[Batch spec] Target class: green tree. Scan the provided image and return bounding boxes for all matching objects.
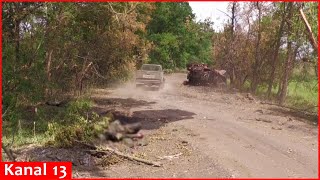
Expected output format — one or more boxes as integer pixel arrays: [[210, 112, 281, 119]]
[[147, 2, 214, 69]]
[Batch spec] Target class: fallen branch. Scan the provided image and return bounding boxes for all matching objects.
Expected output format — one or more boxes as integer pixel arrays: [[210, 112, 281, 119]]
[[75, 140, 161, 167], [87, 147, 161, 167]]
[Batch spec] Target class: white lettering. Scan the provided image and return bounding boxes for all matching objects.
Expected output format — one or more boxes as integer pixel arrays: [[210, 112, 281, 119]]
[[34, 167, 41, 176], [59, 166, 67, 179], [15, 167, 22, 176], [4, 163, 47, 176], [43, 163, 46, 175], [4, 164, 14, 175], [24, 167, 33, 175]]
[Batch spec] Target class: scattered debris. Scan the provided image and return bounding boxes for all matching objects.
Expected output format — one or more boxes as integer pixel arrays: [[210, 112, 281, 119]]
[[255, 118, 272, 123], [187, 133, 198, 137], [245, 93, 255, 101], [271, 127, 282, 130], [122, 138, 134, 148], [181, 140, 189, 146], [244, 144, 255, 149], [158, 153, 183, 161], [137, 139, 149, 146], [278, 121, 286, 126], [287, 125, 296, 129], [254, 109, 264, 114]]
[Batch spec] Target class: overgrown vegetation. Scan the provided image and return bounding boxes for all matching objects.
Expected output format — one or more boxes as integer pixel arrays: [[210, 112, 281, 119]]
[[2, 98, 113, 148]]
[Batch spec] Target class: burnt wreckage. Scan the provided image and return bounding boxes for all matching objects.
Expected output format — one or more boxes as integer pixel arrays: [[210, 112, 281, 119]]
[[185, 63, 227, 87]]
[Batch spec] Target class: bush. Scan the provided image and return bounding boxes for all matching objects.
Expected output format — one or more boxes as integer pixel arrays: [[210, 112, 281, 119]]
[[45, 99, 113, 147]]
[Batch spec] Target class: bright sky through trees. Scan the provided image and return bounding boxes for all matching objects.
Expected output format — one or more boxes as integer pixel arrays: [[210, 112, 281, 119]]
[[189, 2, 229, 31]]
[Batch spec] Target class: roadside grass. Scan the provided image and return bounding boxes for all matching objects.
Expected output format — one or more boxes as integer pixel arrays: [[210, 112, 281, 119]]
[[2, 96, 98, 148], [2, 130, 51, 148], [286, 79, 318, 111], [284, 64, 318, 112], [232, 67, 318, 114], [254, 79, 318, 113], [2, 105, 56, 147]]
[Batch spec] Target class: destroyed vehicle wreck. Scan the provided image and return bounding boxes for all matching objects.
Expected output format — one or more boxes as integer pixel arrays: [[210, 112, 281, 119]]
[[185, 63, 227, 87]]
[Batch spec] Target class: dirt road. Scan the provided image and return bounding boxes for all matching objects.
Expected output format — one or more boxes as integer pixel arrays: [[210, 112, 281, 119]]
[[88, 73, 318, 178]]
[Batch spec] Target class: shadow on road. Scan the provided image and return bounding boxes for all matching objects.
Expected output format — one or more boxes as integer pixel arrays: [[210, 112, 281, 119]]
[[91, 96, 196, 130], [91, 97, 157, 117], [92, 97, 156, 108], [114, 109, 196, 130]]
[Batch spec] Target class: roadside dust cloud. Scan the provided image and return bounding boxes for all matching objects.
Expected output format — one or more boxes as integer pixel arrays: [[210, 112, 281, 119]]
[[113, 77, 176, 102]]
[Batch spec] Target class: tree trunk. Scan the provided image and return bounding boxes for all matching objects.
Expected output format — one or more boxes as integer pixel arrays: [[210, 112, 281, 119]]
[[45, 49, 53, 97], [229, 2, 236, 87], [279, 2, 294, 105], [251, 2, 262, 93], [14, 19, 20, 63], [267, 2, 286, 98], [279, 42, 293, 105], [231, 2, 236, 35]]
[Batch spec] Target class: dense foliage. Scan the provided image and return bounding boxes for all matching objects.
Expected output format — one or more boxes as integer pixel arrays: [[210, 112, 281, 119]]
[[147, 2, 214, 69], [3, 3, 146, 118]]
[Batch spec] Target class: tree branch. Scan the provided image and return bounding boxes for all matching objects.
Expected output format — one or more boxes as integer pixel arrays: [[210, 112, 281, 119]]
[[299, 8, 318, 52]]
